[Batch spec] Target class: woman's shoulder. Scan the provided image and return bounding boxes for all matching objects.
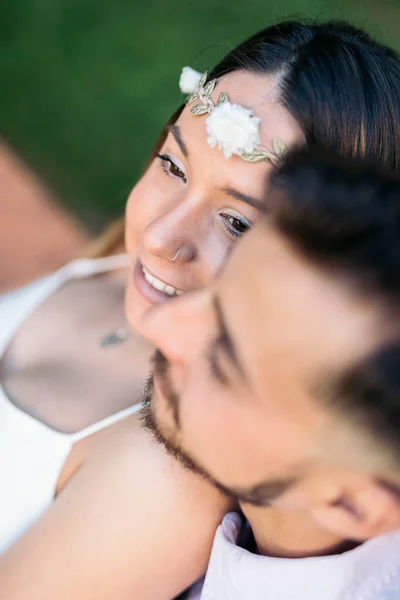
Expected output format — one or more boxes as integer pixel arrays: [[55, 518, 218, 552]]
[[0, 253, 129, 301], [84, 410, 234, 516], [0, 273, 59, 348], [1, 272, 55, 303], [0, 411, 231, 600]]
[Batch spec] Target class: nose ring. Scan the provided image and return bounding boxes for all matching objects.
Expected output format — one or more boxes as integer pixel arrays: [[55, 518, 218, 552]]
[[169, 249, 181, 262]]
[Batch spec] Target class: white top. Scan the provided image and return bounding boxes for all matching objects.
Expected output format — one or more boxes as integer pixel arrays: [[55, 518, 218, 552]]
[[194, 512, 400, 600], [0, 255, 142, 554]]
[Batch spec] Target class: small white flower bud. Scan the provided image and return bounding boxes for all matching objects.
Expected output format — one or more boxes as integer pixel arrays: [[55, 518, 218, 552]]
[[179, 66, 203, 94]]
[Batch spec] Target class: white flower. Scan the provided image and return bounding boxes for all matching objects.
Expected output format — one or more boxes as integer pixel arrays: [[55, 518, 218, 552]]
[[179, 66, 203, 94], [206, 101, 262, 159]]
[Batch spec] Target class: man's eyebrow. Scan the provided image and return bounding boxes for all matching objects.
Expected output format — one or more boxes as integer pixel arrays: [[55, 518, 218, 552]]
[[213, 296, 247, 381], [221, 187, 265, 211], [167, 124, 189, 158]]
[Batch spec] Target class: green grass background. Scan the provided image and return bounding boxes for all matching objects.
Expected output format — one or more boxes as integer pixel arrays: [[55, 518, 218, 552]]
[[1, 0, 399, 231]]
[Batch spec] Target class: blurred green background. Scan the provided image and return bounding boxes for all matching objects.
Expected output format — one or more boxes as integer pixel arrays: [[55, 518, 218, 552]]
[[1, 0, 399, 232]]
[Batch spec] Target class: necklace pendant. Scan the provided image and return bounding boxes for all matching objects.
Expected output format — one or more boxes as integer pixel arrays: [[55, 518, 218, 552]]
[[100, 327, 129, 348]]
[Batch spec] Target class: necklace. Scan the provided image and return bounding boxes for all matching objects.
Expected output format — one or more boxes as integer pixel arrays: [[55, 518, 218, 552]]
[[99, 327, 130, 348]]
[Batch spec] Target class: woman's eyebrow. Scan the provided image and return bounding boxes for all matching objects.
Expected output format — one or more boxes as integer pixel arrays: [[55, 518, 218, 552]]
[[221, 187, 264, 211], [167, 124, 189, 158], [166, 125, 264, 211]]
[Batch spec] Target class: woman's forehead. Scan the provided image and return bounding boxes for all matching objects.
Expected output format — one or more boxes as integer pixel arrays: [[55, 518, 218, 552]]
[[176, 70, 305, 156]]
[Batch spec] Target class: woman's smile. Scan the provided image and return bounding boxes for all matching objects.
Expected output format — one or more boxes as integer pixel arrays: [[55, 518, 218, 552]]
[[134, 259, 184, 304]]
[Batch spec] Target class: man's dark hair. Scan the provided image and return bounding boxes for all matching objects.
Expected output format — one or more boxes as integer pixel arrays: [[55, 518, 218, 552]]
[[269, 147, 400, 466], [270, 147, 400, 305]]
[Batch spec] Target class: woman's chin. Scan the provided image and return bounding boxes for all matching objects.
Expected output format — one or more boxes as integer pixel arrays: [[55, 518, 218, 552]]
[[124, 264, 181, 335]]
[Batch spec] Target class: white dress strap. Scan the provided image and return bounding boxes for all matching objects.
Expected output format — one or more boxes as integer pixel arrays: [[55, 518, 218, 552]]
[[66, 254, 130, 279], [70, 402, 143, 443]]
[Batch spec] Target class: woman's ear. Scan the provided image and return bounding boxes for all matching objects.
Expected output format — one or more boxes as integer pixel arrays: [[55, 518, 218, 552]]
[[309, 477, 400, 541]]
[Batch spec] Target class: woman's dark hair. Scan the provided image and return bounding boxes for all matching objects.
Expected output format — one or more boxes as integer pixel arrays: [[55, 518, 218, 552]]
[[209, 21, 400, 172], [91, 20, 400, 256]]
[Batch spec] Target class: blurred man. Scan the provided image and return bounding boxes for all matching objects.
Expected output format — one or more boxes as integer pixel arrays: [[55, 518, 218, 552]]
[[141, 149, 400, 599]]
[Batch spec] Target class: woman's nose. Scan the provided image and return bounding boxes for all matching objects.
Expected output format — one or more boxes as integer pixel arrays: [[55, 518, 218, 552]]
[[141, 289, 213, 365], [142, 201, 199, 263]]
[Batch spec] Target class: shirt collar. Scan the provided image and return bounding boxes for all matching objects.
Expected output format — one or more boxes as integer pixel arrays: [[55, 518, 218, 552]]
[[200, 512, 400, 600]]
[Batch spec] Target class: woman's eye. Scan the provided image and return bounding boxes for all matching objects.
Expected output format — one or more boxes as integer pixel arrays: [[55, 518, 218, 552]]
[[221, 214, 252, 239], [156, 153, 187, 183]]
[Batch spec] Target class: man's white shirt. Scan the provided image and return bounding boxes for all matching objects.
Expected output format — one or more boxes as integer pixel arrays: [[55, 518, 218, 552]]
[[189, 512, 400, 600]]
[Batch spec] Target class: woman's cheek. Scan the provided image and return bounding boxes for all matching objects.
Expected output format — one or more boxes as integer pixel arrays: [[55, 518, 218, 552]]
[[125, 174, 156, 258], [203, 232, 234, 283]]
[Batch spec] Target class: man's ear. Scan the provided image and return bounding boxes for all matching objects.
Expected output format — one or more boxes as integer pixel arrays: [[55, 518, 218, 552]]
[[309, 476, 400, 541]]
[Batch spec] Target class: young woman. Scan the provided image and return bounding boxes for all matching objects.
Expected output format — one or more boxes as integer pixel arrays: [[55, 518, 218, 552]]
[[1, 20, 400, 600]]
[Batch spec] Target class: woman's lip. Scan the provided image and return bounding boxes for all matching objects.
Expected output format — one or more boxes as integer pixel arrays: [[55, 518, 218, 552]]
[[133, 260, 182, 304]]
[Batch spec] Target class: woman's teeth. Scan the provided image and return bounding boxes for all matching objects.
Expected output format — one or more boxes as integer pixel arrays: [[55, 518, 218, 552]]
[[142, 266, 183, 297]]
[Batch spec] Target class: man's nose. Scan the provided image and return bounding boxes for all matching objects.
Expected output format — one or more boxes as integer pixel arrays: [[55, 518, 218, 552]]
[[141, 289, 213, 364]]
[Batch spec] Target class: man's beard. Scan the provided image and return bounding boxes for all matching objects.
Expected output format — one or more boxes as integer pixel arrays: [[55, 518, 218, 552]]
[[140, 351, 293, 507], [139, 351, 235, 499], [140, 374, 199, 474]]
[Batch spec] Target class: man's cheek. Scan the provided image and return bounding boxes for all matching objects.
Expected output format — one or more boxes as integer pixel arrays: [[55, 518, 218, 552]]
[[181, 388, 237, 463]]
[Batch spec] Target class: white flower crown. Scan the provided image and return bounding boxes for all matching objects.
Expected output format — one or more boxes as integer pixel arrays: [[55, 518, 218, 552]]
[[179, 66, 288, 163]]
